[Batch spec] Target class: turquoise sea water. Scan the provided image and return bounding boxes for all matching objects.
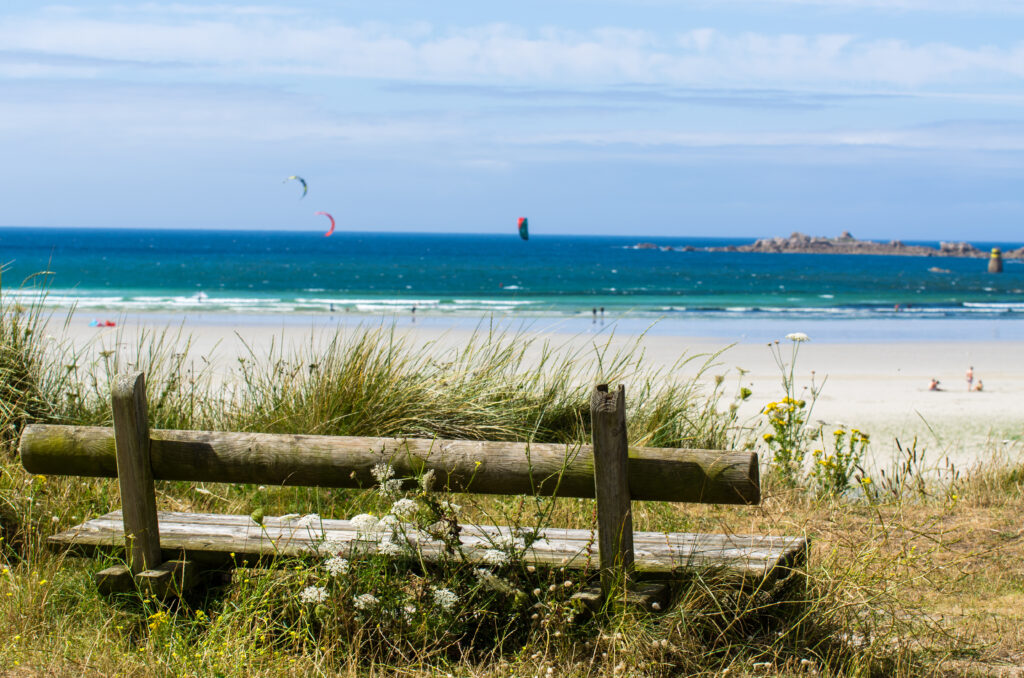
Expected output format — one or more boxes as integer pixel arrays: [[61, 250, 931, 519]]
[[2, 227, 1024, 340]]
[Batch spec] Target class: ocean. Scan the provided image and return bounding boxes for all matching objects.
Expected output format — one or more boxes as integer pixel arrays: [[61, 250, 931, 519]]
[[3, 227, 1024, 341]]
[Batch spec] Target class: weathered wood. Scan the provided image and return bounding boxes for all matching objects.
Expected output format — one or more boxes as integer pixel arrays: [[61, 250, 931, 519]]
[[111, 373, 161, 573], [94, 559, 198, 597], [95, 564, 134, 594], [591, 384, 634, 594], [572, 583, 669, 613], [20, 424, 760, 505], [49, 511, 808, 588], [136, 560, 198, 597], [625, 582, 669, 611]]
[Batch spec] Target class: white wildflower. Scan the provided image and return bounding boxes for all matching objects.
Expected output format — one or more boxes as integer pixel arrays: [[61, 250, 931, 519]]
[[353, 593, 379, 610], [480, 549, 510, 566], [295, 513, 320, 528], [492, 533, 525, 550], [377, 514, 400, 535], [321, 539, 346, 556], [298, 586, 328, 604], [419, 469, 436, 491], [380, 478, 404, 497], [390, 498, 418, 521], [279, 513, 300, 522], [475, 568, 513, 593], [403, 603, 417, 624], [432, 587, 459, 611], [785, 332, 810, 343], [371, 463, 395, 483], [350, 514, 379, 535], [378, 537, 405, 556], [324, 557, 350, 576]]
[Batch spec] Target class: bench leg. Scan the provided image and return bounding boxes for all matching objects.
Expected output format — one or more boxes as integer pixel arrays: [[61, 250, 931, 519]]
[[591, 384, 635, 596], [111, 372, 162, 574]]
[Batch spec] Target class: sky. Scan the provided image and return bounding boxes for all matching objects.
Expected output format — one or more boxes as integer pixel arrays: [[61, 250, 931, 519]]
[[1, 1, 1023, 239]]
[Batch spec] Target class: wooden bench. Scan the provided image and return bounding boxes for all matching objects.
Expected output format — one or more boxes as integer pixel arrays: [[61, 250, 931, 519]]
[[19, 372, 807, 606]]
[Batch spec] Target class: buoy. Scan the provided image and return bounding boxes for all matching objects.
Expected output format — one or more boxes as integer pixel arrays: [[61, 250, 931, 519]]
[[989, 247, 1003, 274]]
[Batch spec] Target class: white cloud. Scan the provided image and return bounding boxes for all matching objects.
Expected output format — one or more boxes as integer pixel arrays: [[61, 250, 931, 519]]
[[1, 9, 1023, 89], [510, 124, 1024, 152]]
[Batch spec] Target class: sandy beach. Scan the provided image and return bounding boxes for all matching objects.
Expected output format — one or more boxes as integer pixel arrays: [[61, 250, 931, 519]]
[[52, 310, 1024, 471]]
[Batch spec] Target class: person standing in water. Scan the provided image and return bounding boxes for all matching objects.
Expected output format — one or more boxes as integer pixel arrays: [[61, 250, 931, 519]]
[[966, 366, 974, 391]]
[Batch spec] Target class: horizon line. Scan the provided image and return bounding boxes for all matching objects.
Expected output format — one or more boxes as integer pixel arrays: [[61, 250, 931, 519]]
[[2, 224, 1023, 246]]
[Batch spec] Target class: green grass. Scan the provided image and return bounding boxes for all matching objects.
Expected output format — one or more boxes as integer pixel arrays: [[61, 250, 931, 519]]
[[2, 281, 1023, 676]]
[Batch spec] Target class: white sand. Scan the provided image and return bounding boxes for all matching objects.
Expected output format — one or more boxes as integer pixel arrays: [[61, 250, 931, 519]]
[[54, 312, 1024, 470]]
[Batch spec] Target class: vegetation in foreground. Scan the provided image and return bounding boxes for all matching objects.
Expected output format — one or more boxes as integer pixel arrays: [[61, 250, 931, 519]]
[[1, 285, 1023, 677]]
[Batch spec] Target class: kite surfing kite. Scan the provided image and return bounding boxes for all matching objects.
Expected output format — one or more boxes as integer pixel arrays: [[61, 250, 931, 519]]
[[284, 175, 308, 198], [517, 217, 529, 241], [316, 211, 336, 237]]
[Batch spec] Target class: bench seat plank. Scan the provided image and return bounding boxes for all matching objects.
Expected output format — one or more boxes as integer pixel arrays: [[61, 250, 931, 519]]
[[49, 511, 807, 587]]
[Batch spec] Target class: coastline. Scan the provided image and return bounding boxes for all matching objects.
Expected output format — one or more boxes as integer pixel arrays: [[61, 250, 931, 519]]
[[51, 309, 1024, 469]]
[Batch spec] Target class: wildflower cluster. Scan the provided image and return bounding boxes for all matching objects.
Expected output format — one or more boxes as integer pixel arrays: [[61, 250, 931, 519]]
[[273, 461, 552, 659], [761, 333, 822, 487], [762, 396, 811, 486], [810, 427, 870, 497]]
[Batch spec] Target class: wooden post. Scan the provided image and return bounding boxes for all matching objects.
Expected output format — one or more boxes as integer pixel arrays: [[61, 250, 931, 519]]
[[112, 372, 161, 574], [591, 384, 634, 595]]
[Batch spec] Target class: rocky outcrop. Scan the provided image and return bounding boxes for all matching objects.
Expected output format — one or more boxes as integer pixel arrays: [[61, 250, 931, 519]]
[[633, 232, 1016, 258], [938, 241, 984, 257]]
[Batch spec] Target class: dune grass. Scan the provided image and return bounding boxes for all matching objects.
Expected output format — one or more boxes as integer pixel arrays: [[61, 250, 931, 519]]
[[1, 288, 1022, 676]]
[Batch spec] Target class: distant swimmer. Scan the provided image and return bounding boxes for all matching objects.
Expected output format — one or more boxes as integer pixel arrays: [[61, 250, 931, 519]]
[[928, 378, 942, 391], [966, 366, 974, 391]]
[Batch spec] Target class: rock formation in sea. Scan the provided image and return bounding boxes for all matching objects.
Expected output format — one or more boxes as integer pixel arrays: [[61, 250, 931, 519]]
[[635, 232, 1018, 258]]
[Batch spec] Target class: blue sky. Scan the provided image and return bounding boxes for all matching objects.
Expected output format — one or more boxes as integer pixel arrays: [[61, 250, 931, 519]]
[[2, 1, 1023, 239]]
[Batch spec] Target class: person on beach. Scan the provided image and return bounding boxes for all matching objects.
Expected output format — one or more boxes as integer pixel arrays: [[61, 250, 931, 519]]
[[928, 378, 941, 391], [966, 366, 974, 391], [592, 307, 597, 323], [974, 379, 984, 392]]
